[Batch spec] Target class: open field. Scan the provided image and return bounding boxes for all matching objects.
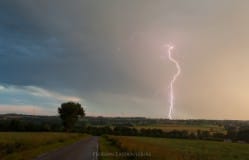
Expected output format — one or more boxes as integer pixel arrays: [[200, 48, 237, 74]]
[[101, 136, 249, 160], [134, 124, 226, 134], [0, 132, 89, 160]]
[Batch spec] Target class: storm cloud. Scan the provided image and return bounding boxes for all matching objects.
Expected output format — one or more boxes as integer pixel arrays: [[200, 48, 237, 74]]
[[0, 0, 249, 119]]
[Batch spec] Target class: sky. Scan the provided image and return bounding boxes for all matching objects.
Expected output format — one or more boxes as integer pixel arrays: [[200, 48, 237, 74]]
[[0, 0, 249, 120]]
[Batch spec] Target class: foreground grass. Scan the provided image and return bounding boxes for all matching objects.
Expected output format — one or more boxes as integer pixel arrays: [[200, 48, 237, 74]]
[[0, 132, 89, 160], [106, 136, 249, 160]]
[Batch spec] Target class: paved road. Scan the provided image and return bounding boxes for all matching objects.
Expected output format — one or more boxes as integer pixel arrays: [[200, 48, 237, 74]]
[[35, 136, 99, 160]]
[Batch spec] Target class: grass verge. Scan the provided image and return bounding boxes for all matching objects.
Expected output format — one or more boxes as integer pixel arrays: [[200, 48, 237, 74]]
[[0, 132, 90, 160], [99, 136, 126, 160]]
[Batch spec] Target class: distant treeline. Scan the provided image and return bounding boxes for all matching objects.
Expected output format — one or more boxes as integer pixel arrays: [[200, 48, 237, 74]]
[[2, 114, 249, 127], [84, 126, 249, 143], [0, 119, 62, 132], [0, 114, 248, 143]]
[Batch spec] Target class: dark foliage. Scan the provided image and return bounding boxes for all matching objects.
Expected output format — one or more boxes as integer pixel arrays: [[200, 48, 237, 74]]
[[58, 102, 85, 131]]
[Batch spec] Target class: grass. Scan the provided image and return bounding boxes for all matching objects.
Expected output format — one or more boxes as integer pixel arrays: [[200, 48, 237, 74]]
[[105, 136, 249, 160], [99, 136, 123, 160], [134, 124, 226, 134], [0, 132, 90, 160]]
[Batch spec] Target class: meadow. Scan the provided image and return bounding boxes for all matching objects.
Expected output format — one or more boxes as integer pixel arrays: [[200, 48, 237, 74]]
[[0, 132, 89, 160], [100, 136, 249, 160]]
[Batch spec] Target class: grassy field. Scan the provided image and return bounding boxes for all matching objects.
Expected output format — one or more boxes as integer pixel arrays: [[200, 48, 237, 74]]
[[102, 136, 249, 160], [134, 124, 226, 134], [0, 132, 89, 160]]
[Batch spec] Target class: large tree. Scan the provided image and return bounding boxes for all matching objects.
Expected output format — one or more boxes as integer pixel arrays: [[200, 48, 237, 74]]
[[58, 102, 85, 131]]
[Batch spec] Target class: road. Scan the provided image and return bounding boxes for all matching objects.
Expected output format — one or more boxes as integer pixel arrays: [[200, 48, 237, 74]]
[[35, 136, 99, 160]]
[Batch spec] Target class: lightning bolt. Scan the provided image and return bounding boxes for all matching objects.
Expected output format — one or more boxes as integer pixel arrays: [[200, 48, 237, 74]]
[[167, 44, 181, 120]]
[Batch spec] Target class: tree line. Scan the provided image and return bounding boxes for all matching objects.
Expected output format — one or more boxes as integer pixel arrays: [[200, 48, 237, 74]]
[[0, 102, 248, 143]]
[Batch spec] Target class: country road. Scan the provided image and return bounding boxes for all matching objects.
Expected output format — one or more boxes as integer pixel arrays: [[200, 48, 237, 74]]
[[35, 136, 99, 160]]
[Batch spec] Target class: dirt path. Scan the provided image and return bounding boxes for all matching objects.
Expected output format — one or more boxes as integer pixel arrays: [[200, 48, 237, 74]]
[[35, 136, 98, 160]]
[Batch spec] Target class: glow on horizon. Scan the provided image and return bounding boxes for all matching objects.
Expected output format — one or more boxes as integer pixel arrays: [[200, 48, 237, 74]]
[[166, 44, 181, 120]]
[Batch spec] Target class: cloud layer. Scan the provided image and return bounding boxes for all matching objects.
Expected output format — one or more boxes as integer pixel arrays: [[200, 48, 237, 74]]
[[0, 84, 81, 115], [0, 1, 249, 119]]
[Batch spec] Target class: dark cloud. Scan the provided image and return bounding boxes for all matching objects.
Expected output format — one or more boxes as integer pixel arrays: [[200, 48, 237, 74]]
[[1, 1, 249, 119], [0, 1, 151, 94]]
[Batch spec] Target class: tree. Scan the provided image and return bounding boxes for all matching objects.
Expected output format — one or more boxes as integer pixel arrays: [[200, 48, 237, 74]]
[[58, 102, 85, 131], [237, 127, 249, 142]]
